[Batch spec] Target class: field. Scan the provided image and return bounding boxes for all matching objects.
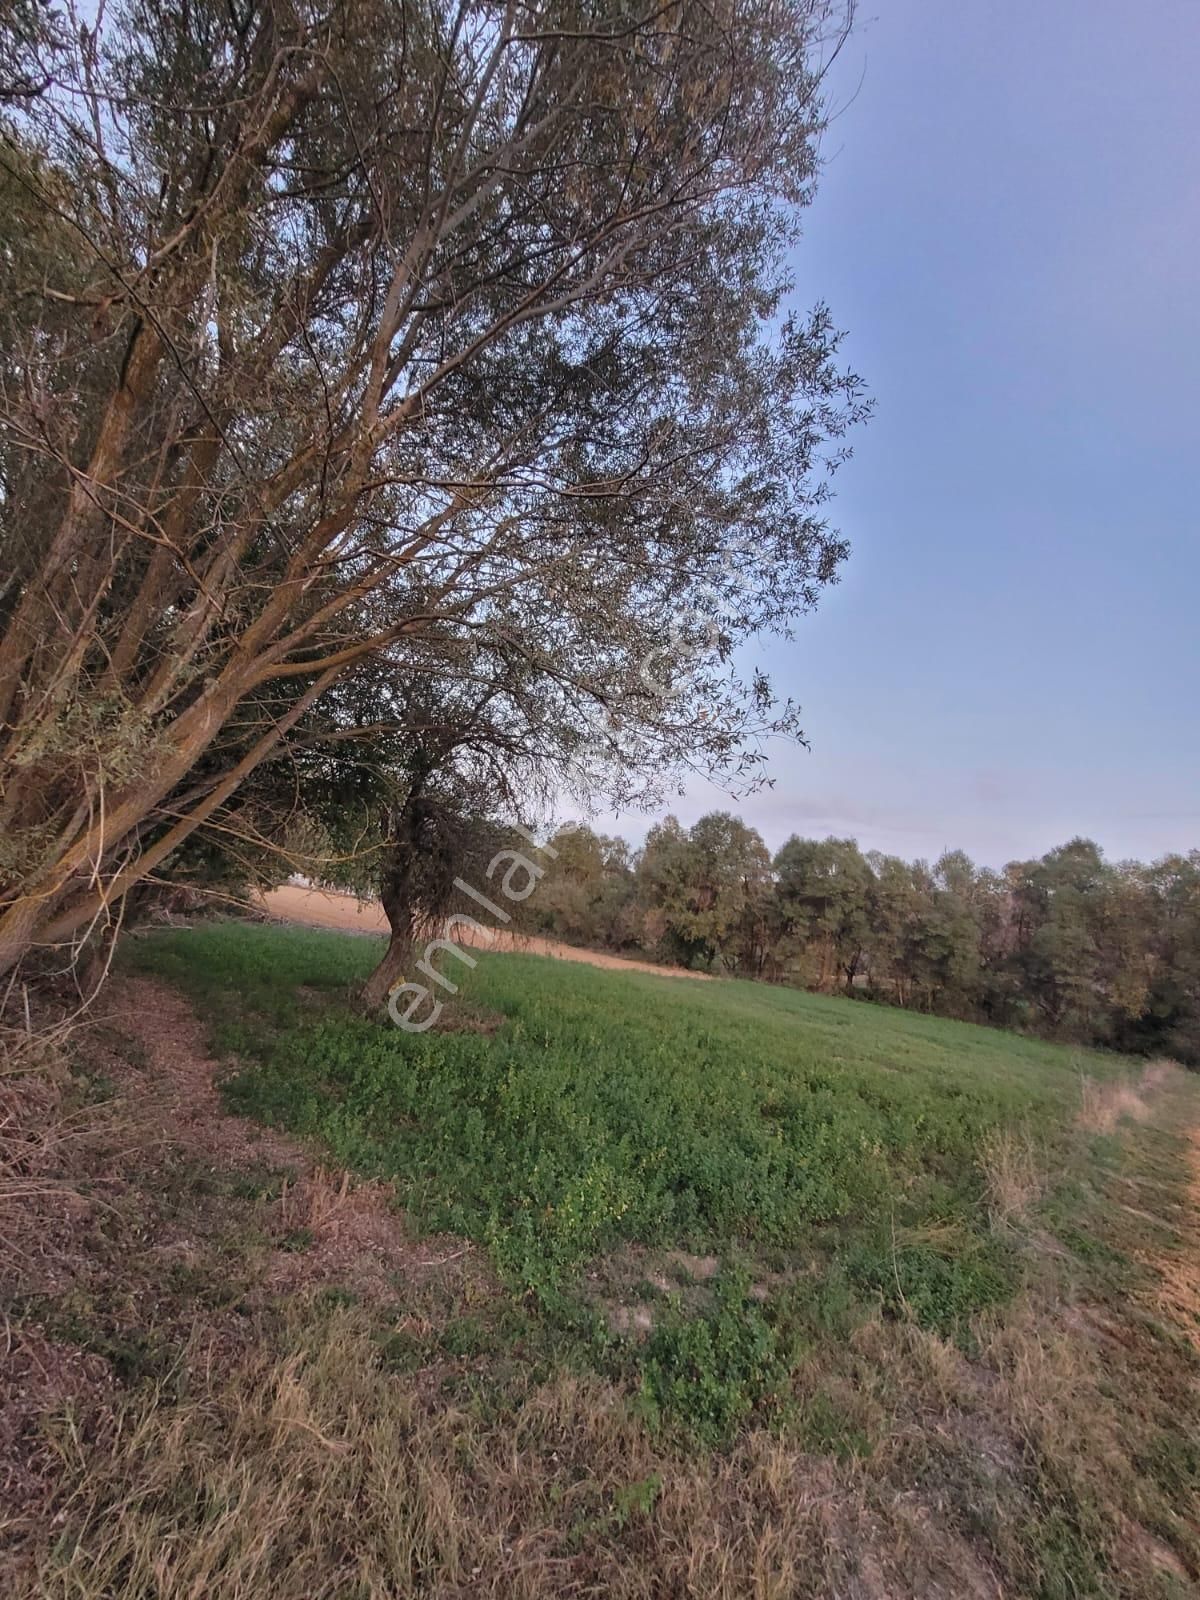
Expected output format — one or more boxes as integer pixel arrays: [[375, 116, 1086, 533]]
[[257, 883, 712, 979], [138, 924, 1114, 1320], [4, 920, 1200, 1598]]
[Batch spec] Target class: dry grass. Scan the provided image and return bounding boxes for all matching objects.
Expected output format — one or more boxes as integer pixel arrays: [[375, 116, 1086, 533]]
[[0, 1007, 125, 1560], [977, 1299, 1197, 1589], [1076, 1058, 1181, 1135], [0, 1008, 124, 1285], [978, 1125, 1043, 1230], [19, 1306, 1015, 1600], [259, 883, 713, 979], [27, 1287, 1193, 1600], [1154, 1119, 1200, 1352], [3, 973, 1200, 1599], [1, 1013, 71, 1204]]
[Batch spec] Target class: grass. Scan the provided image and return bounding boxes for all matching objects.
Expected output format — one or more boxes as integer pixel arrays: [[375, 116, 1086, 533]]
[[120, 922, 1158, 1450], [5, 919, 1200, 1597], [130, 922, 1117, 1305]]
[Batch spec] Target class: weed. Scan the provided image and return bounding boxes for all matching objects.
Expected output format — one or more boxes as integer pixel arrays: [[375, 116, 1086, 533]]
[[980, 1124, 1043, 1229]]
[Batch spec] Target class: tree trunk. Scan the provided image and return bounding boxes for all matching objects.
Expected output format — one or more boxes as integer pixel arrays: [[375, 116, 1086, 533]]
[[361, 928, 415, 1013], [361, 866, 420, 1013], [819, 936, 834, 992], [0, 663, 341, 981]]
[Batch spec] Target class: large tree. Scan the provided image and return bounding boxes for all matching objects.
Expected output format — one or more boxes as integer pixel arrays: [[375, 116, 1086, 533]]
[[636, 810, 771, 971], [337, 641, 582, 1009], [527, 823, 636, 950], [772, 833, 870, 991], [0, 0, 865, 981]]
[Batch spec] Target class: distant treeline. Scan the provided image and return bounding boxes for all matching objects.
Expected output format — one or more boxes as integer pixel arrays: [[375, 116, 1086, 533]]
[[513, 815, 1200, 1063]]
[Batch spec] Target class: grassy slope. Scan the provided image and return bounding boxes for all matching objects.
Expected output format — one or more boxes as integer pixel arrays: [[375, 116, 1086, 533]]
[[132, 923, 1122, 1320], [9, 920, 1200, 1598]]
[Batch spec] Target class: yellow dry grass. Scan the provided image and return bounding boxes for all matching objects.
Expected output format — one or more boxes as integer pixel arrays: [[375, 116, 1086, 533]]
[[22, 1307, 1013, 1600], [978, 1125, 1043, 1230], [258, 883, 712, 979], [1076, 1058, 1181, 1136]]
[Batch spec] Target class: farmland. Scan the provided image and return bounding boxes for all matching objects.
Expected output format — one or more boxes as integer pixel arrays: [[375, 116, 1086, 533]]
[[138, 922, 1115, 1318], [5, 919, 1199, 1598]]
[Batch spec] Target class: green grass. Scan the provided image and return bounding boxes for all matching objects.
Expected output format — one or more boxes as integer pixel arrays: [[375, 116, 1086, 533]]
[[128, 923, 1120, 1317], [125, 921, 1186, 1476], [13, 919, 1200, 1596]]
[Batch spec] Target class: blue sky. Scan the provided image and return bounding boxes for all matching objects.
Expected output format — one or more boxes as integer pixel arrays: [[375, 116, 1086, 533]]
[[580, 0, 1200, 867]]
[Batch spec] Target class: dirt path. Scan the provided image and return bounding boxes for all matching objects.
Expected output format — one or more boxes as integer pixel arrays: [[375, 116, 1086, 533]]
[[259, 883, 711, 980], [94, 976, 480, 1304]]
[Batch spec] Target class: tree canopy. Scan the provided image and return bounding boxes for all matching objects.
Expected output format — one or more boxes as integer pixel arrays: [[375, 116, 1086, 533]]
[[0, 0, 865, 980]]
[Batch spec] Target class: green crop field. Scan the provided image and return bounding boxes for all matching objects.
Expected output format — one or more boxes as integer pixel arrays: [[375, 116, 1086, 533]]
[[128, 924, 1177, 1440], [17, 919, 1197, 1599], [133, 922, 1118, 1301]]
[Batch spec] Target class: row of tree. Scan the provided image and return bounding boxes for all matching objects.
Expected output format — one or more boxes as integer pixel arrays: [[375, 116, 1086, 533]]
[[517, 817, 1200, 1063]]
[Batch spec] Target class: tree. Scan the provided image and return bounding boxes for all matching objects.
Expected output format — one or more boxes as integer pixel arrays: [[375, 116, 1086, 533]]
[[492, 816, 1200, 1060], [359, 782, 502, 1013], [772, 835, 870, 991], [1130, 852, 1200, 1062], [863, 851, 923, 1006], [0, 0, 866, 982], [635, 811, 771, 971], [1004, 839, 1109, 1038], [636, 816, 709, 967], [530, 825, 636, 951], [921, 849, 985, 1015], [314, 639, 594, 1009]]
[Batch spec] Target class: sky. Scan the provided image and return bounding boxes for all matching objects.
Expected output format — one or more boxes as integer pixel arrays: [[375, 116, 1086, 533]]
[[571, 0, 1200, 868]]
